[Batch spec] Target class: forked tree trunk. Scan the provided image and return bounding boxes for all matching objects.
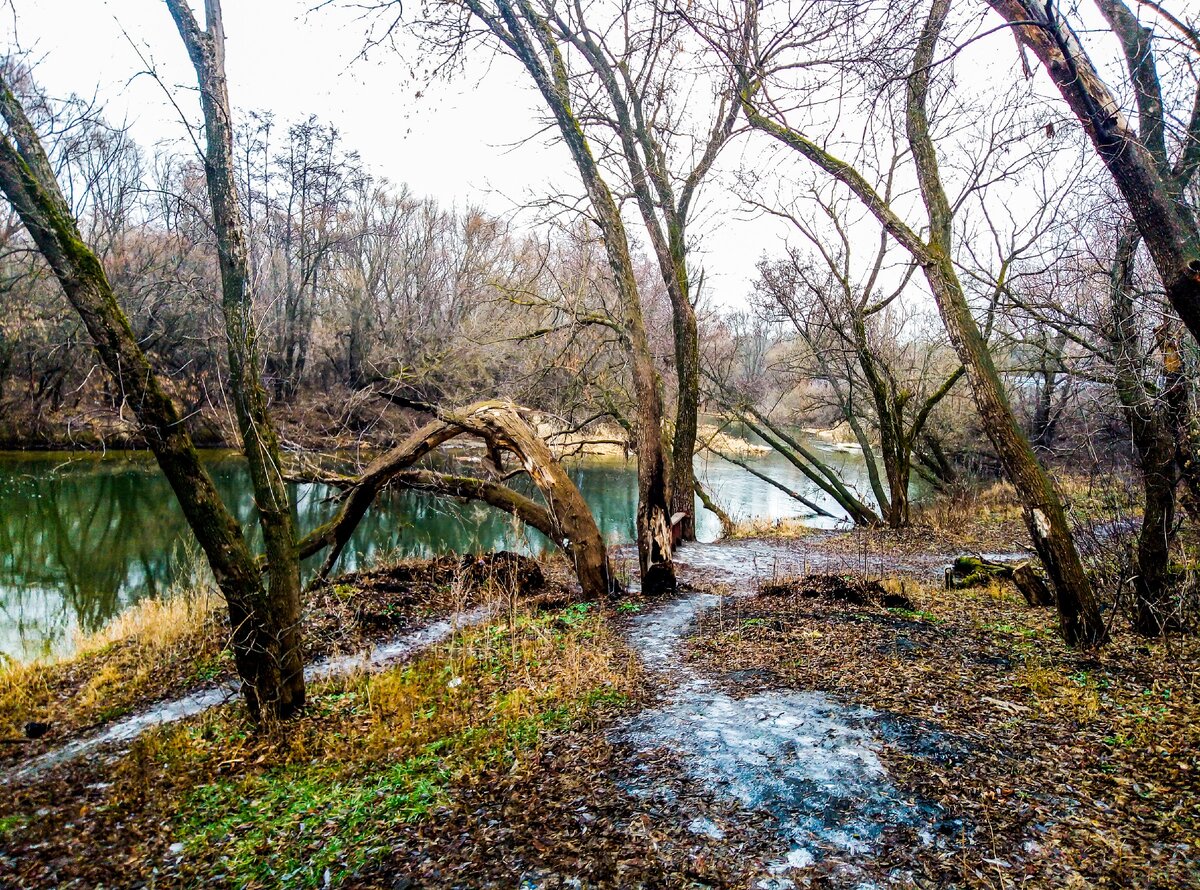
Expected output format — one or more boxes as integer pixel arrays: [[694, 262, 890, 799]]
[[459, 0, 675, 593], [0, 75, 297, 720]]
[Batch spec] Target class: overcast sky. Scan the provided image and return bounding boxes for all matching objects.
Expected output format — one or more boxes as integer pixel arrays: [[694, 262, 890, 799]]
[[4, 0, 785, 308]]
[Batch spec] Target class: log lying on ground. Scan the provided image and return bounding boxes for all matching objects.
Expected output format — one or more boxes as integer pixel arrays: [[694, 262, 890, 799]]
[[947, 556, 1054, 607], [294, 400, 620, 602]]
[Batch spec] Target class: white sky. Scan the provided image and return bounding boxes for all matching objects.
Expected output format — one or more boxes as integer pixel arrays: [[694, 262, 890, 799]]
[[4, 0, 1136, 318], [4, 0, 785, 308]]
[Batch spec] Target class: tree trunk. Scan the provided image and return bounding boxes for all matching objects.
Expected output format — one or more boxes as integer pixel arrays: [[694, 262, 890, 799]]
[[906, 0, 1105, 646], [461, 0, 675, 594], [985, 0, 1200, 345], [1134, 445, 1179, 634], [1108, 227, 1183, 635], [388, 469, 617, 601], [694, 477, 735, 538], [167, 0, 304, 718], [296, 401, 619, 601], [669, 293, 700, 541], [0, 73, 297, 720]]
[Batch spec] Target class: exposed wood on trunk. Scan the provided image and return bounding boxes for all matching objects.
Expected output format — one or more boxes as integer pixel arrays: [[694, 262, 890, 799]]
[[295, 401, 619, 602]]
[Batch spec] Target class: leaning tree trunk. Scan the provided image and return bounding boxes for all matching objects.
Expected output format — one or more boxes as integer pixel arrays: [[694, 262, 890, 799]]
[[0, 74, 294, 721], [168, 0, 304, 718], [985, 0, 1200, 345], [906, 0, 1106, 646], [742, 0, 1106, 645], [297, 401, 619, 601]]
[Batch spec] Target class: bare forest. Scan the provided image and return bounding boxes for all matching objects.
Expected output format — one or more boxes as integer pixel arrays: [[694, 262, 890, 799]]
[[0, 1, 1197, 887]]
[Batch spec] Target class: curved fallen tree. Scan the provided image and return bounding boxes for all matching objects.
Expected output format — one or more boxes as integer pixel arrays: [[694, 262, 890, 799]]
[[297, 400, 620, 602]]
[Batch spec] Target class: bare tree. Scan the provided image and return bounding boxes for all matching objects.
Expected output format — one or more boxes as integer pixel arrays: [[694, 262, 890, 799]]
[[165, 0, 306, 716], [0, 62, 304, 719], [400, 0, 677, 593], [984, 0, 1200, 342], [752, 190, 964, 527], [735, 0, 1107, 645]]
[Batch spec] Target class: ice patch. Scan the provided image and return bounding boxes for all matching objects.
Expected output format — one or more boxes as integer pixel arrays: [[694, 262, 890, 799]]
[[619, 588, 940, 883]]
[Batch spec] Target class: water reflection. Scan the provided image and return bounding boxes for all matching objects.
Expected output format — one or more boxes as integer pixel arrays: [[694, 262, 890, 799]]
[[0, 443, 896, 659]]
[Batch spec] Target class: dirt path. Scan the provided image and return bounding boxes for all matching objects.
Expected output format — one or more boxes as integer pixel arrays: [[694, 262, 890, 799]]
[[603, 538, 976, 889]]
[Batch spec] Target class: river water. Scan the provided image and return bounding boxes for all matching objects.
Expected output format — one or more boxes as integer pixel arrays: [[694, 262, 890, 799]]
[[0, 441, 893, 659]]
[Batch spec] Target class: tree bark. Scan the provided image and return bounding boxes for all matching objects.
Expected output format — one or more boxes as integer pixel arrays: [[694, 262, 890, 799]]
[[167, 0, 305, 717], [297, 401, 619, 601], [740, 0, 1104, 645], [1108, 227, 1182, 634], [460, 0, 675, 593], [984, 0, 1200, 345], [904, 0, 1104, 646]]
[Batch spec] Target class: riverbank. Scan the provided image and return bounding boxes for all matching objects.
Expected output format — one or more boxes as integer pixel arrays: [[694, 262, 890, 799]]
[[0, 552, 570, 769], [2, 528, 1196, 888], [0, 397, 771, 459]]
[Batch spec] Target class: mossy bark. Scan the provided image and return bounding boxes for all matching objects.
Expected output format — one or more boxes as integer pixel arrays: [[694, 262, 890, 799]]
[[0, 74, 296, 720], [168, 0, 304, 718], [460, 0, 675, 593]]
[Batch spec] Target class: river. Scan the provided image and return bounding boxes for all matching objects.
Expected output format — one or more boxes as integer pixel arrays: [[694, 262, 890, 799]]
[[0, 441, 897, 659]]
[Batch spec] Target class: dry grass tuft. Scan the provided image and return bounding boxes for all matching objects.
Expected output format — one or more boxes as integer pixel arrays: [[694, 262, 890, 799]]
[[0, 588, 227, 746], [731, 516, 819, 539]]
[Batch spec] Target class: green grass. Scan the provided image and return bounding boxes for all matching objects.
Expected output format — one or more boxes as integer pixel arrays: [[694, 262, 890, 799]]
[[887, 607, 943, 624], [0, 813, 29, 836], [175, 707, 580, 886], [180, 753, 447, 886], [144, 606, 637, 888]]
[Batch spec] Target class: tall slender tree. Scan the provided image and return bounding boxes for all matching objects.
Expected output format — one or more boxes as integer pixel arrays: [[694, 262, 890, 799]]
[[163, 0, 306, 713], [736, 0, 1107, 645], [0, 62, 304, 719]]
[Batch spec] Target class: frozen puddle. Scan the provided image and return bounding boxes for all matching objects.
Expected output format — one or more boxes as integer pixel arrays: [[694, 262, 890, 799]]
[[5, 605, 494, 784], [618, 590, 935, 886]]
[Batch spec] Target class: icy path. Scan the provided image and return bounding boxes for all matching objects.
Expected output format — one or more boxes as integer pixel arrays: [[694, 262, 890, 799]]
[[5, 605, 494, 784], [614, 542, 945, 888]]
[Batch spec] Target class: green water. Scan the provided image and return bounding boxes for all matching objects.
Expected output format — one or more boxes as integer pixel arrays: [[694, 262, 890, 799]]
[[0, 443, 887, 659]]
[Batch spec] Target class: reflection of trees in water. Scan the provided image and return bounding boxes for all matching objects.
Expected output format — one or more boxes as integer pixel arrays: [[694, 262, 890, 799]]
[[0, 453, 649, 657], [0, 461, 194, 649]]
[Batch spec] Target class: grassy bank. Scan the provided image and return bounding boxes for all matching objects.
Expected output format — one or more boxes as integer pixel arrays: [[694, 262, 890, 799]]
[[0, 553, 570, 764], [0, 598, 638, 888]]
